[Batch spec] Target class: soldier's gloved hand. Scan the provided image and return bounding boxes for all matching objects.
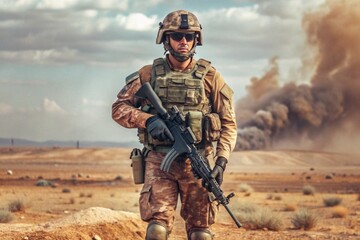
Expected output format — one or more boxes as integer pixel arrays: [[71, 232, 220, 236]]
[[146, 116, 174, 142], [202, 157, 227, 192]]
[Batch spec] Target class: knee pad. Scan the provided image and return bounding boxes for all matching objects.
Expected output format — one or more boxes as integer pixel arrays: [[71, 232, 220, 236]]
[[146, 222, 168, 240], [190, 230, 213, 240]]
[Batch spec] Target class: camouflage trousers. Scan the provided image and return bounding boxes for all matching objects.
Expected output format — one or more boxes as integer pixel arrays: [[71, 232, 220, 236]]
[[139, 151, 217, 234]]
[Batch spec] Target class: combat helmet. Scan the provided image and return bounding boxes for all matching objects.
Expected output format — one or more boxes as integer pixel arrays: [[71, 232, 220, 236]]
[[156, 10, 202, 62]]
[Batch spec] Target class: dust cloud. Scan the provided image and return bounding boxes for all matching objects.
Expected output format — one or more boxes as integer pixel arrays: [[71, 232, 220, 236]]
[[235, 0, 360, 153]]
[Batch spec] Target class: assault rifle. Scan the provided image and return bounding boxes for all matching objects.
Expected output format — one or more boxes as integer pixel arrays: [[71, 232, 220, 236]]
[[135, 82, 242, 228]]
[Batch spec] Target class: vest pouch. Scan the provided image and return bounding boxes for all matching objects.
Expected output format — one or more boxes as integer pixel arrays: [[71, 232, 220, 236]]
[[130, 148, 145, 184], [204, 113, 221, 142], [186, 111, 203, 144]]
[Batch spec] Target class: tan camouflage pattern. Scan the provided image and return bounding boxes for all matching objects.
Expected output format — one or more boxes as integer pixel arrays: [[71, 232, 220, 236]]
[[112, 78, 152, 129], [112, 57, 237, 235], [112, 57, 237, 160], [156, 10, 203, 45], [139, 151, 217, 233]]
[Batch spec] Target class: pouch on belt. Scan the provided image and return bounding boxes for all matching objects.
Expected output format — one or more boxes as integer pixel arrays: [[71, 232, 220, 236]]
[[130, 148, 145, 184]]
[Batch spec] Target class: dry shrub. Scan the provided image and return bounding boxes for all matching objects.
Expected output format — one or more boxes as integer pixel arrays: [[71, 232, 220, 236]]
[[238, 183, 254, 193], [8, 199, 26, 212], [237, 207, 284, 231], [283, 204, 297, 212], [323, 196, 342, 207], [291, 209, 317, 230], [235, 201, 259, 214], [266, 194, 273, 200], [274, 195, 282, 201], [0, 210, 13, 223], [235, 202, 283, 231], [302, 185, 316, 195], [332, 206, 348, 218]]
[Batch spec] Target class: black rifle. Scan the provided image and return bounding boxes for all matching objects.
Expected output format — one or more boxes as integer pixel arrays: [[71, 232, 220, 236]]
[[135, 82, 242, 228]]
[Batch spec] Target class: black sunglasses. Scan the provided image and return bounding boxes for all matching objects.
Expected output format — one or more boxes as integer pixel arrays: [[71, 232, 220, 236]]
[[168, 32, 196, 42]]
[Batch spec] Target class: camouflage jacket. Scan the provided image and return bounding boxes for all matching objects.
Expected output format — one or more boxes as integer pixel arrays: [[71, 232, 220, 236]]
[[112, 57, 237, 160]]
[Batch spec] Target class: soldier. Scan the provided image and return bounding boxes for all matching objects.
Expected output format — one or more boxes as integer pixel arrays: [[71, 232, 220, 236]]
[[112, 10, 237, 240]]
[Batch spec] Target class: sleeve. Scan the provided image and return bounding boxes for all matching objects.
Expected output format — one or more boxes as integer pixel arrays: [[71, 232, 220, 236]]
[[207, 70, 237, 161], [112, 77, 153, 129]]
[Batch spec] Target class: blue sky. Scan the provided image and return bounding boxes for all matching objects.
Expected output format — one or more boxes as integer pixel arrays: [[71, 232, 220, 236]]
[[0, 0, 324, 143]]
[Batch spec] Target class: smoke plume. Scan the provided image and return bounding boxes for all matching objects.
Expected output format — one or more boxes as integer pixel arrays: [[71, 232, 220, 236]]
[[235, 0, 360, 153]]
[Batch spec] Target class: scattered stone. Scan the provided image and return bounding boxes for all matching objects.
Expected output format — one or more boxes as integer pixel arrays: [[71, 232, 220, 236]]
[[7, 170, 13, 175], [92, 235, 101, 240], [23, 237, 29, 240], [114, 175, 123, 181], [62, 188, 71, 193], [64, 210, 70, 214], [35, 179, 52, 187]]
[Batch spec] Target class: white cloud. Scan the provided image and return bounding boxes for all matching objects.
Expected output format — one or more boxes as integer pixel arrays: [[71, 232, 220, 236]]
[[82, 98, 107, 107], [0, 0, 128, 11], [116, 13, 158, 31], [95, 0, 128, 10], [0, 103, 13, 114], [43, 98, 66, 114], [36, 0, 79, 10], [0, 48, 79, 63]]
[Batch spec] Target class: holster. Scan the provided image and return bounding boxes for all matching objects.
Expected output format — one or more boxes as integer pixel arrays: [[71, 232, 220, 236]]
[[130, 148, 148, 184]]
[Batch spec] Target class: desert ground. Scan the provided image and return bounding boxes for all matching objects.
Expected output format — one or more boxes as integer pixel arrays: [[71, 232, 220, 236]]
[[0, 147, 359, 240]]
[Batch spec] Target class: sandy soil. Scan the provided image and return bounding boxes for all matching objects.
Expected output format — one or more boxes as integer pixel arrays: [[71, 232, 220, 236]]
[[0, 147, 359, 240]]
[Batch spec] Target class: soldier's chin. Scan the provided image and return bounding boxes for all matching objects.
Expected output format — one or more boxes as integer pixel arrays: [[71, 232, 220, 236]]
[[178, 50, 188, 54]]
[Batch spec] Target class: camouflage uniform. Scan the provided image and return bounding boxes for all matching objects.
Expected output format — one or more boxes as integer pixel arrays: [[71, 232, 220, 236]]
[[112, 10, 237, 239]]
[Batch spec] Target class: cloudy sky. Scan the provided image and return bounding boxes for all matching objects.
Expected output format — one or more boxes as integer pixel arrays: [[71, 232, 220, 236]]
[[0, 0, 325, 143]]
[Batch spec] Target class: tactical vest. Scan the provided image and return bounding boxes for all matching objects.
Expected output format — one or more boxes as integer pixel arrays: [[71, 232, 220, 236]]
[[138, 58, 213, 150]]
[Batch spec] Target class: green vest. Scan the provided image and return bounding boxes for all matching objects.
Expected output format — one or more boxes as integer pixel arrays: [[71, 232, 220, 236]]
[[139, 58, 213, 150]]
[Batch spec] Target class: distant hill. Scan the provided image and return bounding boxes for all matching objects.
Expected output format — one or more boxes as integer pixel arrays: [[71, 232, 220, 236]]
[[0, 137, 140, 148]]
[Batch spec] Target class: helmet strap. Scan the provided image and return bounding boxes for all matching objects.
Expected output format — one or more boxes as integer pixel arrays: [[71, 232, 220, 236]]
[[163, 36, 197, 62]]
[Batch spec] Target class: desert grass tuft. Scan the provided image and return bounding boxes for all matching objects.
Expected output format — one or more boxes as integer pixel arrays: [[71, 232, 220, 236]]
[[8, 199, 26, 212], [283, 203, 297, 212], [291, 208, 317, 230], [274, 195, 282, 201], [302, 185, 316, 195], [331, 206, 348, 218], [236, 207, 284, 231], [234, 201, 283, 231], [238, 183, 254, 193], [0, 210, 13, 223], [323, 196, 342, 207], [234, 201, 259, 214]]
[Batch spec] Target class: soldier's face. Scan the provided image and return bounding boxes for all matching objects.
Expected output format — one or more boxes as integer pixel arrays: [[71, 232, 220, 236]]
[[168, 32, 195, 54]]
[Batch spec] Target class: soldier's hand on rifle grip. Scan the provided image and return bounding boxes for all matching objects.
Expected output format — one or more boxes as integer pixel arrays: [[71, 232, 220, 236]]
[[212, 157, 227, 186], [146, 116, 175, 142]]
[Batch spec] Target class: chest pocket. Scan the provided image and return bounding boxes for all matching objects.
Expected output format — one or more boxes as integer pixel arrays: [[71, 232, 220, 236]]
[[156, 75, 203, 105]]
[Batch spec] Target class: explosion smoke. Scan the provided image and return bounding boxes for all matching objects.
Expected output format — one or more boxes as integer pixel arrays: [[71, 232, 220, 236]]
[[235, 0, 360, 152]]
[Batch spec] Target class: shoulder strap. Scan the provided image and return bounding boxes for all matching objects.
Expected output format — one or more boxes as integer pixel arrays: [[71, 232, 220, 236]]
[[153, 58, 166, 76], [150, 57, 166, 88], [125, 71, 139, 84], [195, 58, 211, 79]]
